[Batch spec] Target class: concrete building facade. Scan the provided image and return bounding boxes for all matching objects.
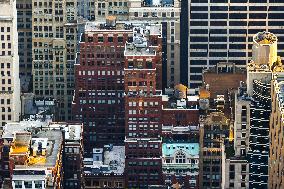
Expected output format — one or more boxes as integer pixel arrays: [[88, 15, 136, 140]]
[[16, 0, 32, 92], [0, 0, 21, 129], [269, 73, 284, 189], [32, 0, 78, 121], [199, 112, 229, 189]]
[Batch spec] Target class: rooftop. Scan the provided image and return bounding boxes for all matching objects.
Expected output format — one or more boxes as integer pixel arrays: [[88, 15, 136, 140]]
[[254, 31, 277, 45], [8, 128, 63, 169], [84, 146, 125, 175], [2, 121, 82, 142], [2, 121, 48, 140], [3, 121, 82, 187], [143, 0, 174, 7], [162, 143, 199, 157], [162, 125, 199, 133], [162, 85, 199, 110], [84, 20, 133, 33], [203, 62, 246, 74], [124, 24, 162, 56], [203, 112, 229, 126]]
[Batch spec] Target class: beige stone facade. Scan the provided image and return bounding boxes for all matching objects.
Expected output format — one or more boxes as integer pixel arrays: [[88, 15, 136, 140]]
[[0, 0, 21, 129], [32, 0, 78, 121]]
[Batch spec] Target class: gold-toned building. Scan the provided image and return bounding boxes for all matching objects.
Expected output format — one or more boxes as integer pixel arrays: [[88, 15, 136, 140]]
[[199, 112, 230, 189], [269, 73, 284, 189]]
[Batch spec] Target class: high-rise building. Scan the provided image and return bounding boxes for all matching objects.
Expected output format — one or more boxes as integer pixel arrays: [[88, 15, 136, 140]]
[[124, 23, 163, 188], [223, 84, 250, 189], [199, 112, 230, 189], [184, 1, 284, 88], [200, 62, 249, 189], [87, 0, 180, 87], [32, 0, 78, 121], [269, 73, 284, 189], [0, 0, 21, 129], [246, 32, 283, 188], [16, 0, 32, 92], [128, 0, 181, 88], [72, 18, 132, 153]]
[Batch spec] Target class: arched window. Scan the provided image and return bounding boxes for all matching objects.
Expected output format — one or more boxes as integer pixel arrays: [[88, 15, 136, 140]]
[[175, 151, 186, 163]]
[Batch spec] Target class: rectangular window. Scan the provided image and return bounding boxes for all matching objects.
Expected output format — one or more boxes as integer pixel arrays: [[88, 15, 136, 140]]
[[108, 37, 113, 42], [98, 37, 104, 42]]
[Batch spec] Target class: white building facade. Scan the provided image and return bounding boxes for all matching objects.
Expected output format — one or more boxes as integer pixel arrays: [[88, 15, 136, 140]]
[[0, 0, 21, 129]]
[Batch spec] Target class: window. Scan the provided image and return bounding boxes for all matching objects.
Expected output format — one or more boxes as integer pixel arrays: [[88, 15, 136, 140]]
[[98, 37, 104, 42], [229, 172, 235, 179], [118, 36, 123, 42], [230, 164, 235, 171], [241, 165, 246, 172], [24, 181, 32, 188], [34, 181, 42, 188], [14, 181, 22, 189], [108, 37, 113, 42], [128, 61, 133, 68], [146, 61, 152, 69], [175, 151, 186, 163]]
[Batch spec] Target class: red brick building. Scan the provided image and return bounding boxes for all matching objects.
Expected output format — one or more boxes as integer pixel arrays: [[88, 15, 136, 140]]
[[72, 18, 133, 153], [124, 24, 163, 188]]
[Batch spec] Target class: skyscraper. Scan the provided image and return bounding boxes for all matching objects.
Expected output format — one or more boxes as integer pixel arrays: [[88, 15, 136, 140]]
[[72, 18, 131, 153], [184, 1, 284, 88], [199, 112, 229, 189], [124, 23, 163, 188], [32, 0, 78, 121], [128, 0, 181, 88], [0, 0, 21, 129], [246, 31, 283, 188], [269, 73, 284, 189]]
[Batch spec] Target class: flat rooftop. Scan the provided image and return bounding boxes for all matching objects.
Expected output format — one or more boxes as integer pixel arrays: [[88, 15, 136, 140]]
[[124, 25, 161, 56], [162, 143, 199, 157], [2, 121, 82, 141], [84, 146, 125, 175], [84, 21, 133, 32], [11, 130, 63, 169], [143, 0, 174, 7], [254, 31, 277, 45], [2, 121, 49, 140]]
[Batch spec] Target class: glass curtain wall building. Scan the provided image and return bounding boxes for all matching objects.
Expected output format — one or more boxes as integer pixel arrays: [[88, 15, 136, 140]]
[[184, 0, 284, 88]]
